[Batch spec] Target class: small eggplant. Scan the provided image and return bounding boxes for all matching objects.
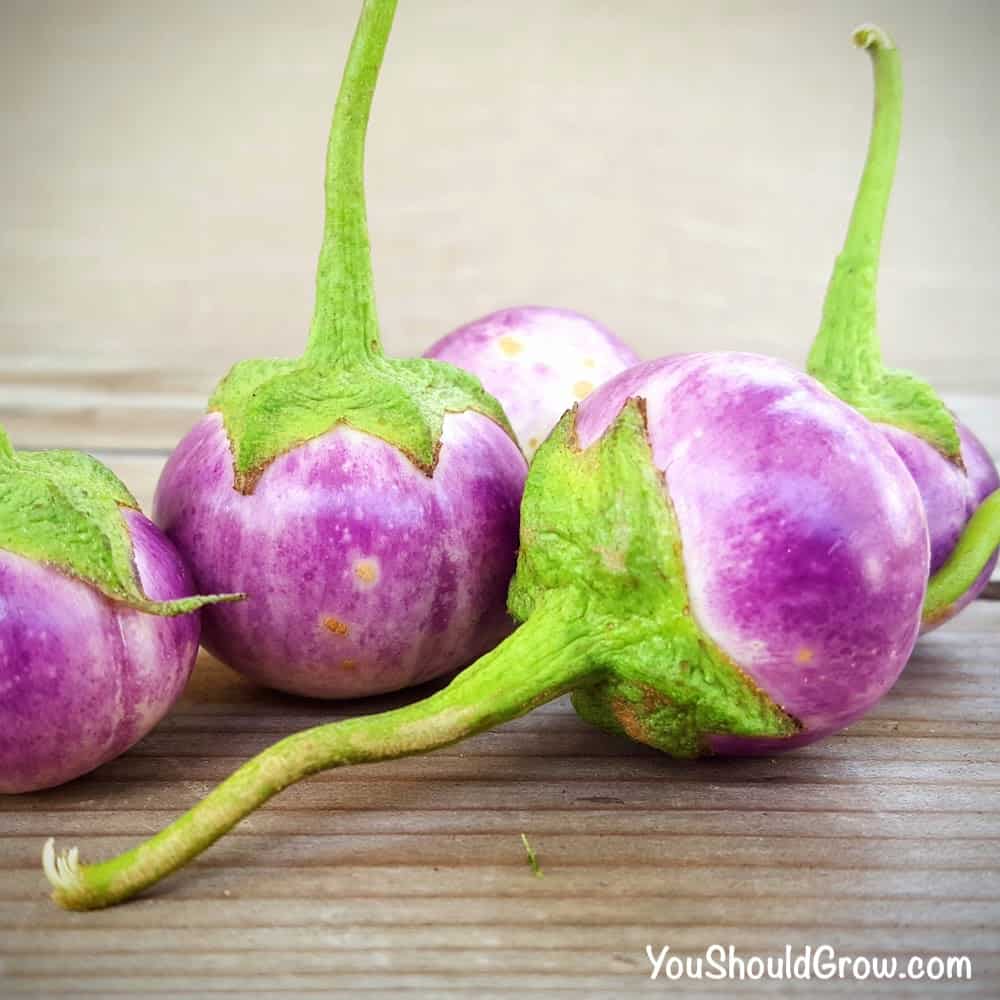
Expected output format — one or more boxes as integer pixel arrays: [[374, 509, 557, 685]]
[[0, 429, 238, 793], [424, 306, 640, 457]]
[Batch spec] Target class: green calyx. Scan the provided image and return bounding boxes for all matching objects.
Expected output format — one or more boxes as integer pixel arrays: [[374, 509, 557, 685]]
[[806, 24, 961, 463], [209, 0, 516, 493], [0, 431, 241, 615], [211, 355, 512, 494], [510, 401, 799, 757]]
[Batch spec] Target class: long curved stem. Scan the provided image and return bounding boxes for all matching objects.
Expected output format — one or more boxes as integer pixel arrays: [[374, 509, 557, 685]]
[[807, 24, 901, 385], [923, 489, 1000, 625], [304, 0, 397, 366], [43, 592, 603, 910], [805, 25, 959, 460]]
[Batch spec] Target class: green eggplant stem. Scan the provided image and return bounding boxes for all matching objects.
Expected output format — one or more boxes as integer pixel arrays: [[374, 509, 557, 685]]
[[807, 24, 900, 385], [0, 426, 13, 461], [43, 593, 603, 910], [923, 489, 1000, 625], [806, 24, 960, 462], [304, 0, 397, 367]]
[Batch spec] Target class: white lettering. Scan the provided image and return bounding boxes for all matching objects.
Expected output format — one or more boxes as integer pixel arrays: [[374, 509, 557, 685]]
[[646, 945, 669, 980]]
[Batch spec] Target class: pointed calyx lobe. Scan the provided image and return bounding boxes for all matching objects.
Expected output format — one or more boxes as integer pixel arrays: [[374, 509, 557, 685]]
[[509, 401, 798, 758], [210, 354, 515, 495], [806, 24, 961, 464], [0, 440, 238, 616]]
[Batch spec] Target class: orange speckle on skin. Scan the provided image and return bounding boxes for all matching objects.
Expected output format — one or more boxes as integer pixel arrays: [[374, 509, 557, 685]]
[[498, 335, 523, 357], [795, 647, 814, 664], [341, 659, 358, 670], [353, 558, 380, 587], [527, 437, 540, 451], [573, 380, 595, 400], [323, 617, 350, 637]]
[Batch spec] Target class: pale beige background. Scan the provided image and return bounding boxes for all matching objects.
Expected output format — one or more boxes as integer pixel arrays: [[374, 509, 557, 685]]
[[2, 0, 998, 406]]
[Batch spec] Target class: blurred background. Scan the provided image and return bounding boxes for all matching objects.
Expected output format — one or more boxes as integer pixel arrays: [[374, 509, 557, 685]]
[[2, 0, 998, 454]]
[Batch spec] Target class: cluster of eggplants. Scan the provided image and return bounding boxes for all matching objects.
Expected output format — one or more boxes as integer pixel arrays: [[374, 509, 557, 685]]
[[38, 7, 1000, 910], [2, 0, 638, 799]]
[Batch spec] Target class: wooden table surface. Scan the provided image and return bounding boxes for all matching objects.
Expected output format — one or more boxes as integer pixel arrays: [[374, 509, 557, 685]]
[[0, 396, 998, 998]]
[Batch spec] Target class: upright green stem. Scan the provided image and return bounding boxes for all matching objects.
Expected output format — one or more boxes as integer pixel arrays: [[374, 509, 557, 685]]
[[43, 592, 605, 910], [304, 0, 397, 366], [923, 489, 1000, 625], [805, 26, 957, 459], [807, 25, 901, 384], [0, 426, 13, 462]]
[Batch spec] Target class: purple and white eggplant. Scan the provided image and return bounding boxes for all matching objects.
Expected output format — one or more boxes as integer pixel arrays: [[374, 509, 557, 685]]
[[0, 430, 238, 793], [152, 0, 526, 699], [806, 26, 999, 628], [423, 306, 640, 457]]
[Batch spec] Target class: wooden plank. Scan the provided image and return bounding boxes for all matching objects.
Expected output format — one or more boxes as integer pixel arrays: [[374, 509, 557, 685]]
[[2, 864, 997, 904], [1, 896, 997, 932], [1, 978, 989, 1000]]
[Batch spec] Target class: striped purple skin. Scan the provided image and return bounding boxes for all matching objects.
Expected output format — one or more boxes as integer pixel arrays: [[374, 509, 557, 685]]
[[424, 307, 640, 456], [575, 353, 930, 755], [878, 422, 999, 631], [0, 510, 201, 794], [154, 411, 527, 699]]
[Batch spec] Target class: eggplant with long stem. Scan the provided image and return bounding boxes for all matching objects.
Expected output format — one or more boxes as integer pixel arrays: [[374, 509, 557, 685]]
[[152, 0, 527, 701], [806, 25, 999, 628]]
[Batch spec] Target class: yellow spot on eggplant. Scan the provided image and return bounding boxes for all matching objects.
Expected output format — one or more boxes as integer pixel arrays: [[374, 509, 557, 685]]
[[353, 558, 380, 588], [573, 380, 595, 400], [795, 647, 814, 664], [583, 357, 596, 368], [498, 336, 523, 357], [341, 659, 358, 670], [527, 437, 539, 451], [323, 617, 350, 637]]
